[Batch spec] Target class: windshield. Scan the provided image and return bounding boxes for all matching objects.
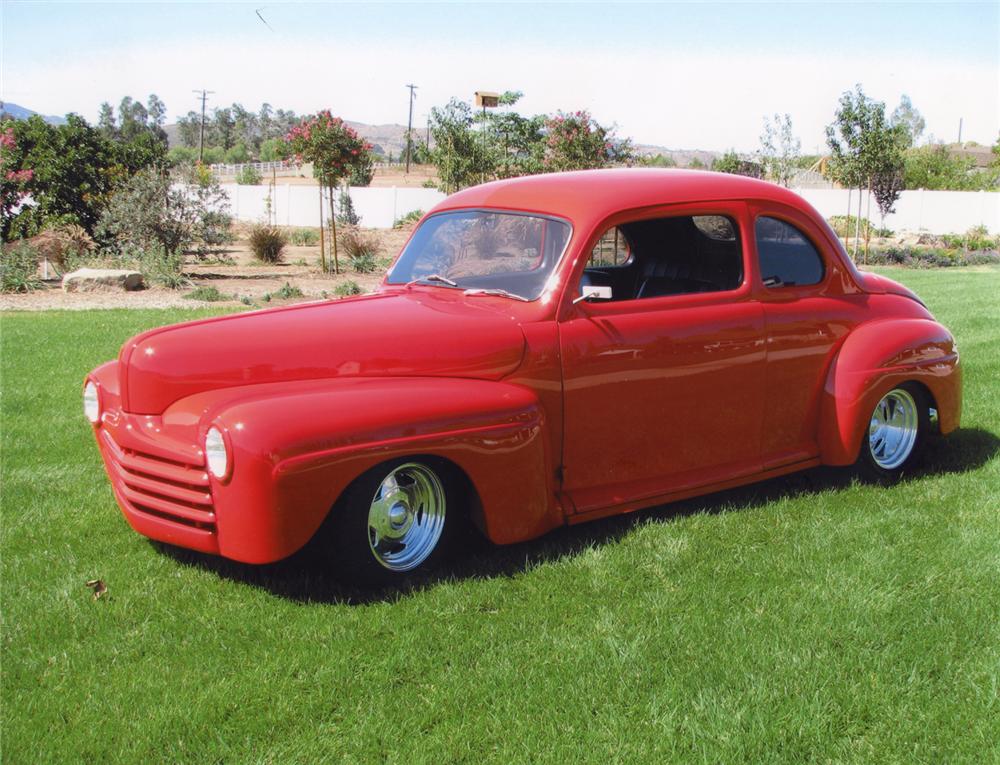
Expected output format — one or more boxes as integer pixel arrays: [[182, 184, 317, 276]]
[[386, 210, 572, 301]]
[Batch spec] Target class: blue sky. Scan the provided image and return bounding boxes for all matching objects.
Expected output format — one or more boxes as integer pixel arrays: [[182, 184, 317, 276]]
[[3, 1, 998, 151]]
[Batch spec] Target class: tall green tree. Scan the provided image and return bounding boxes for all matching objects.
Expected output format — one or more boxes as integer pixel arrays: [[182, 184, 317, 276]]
[[759, 113, 800, 186], [429, 98, 488, 192]]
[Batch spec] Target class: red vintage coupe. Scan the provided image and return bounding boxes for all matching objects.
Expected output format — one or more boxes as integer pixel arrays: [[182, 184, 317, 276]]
[[84, 170, 961, 580]]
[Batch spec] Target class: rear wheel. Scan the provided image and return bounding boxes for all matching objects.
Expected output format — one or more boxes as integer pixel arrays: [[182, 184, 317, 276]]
[[327, 458, 459, 582], [858, 384, 929, 481]]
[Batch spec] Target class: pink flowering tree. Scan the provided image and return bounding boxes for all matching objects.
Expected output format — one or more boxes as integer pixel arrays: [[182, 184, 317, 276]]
[[543, 110, 633, 172], [285, 111, 373, 272], [1, 125, 34, 238]]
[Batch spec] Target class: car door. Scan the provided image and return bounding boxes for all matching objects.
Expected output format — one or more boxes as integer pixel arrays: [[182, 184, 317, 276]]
[[749, 204, 852, 469], [558, 203, 767, 516]]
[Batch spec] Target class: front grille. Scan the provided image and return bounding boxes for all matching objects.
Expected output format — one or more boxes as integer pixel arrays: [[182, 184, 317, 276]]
[[101, 430, 216, 532]]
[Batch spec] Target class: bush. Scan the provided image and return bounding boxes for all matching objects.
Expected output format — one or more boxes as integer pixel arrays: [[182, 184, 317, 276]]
[[393, 209, 424, 228], [26, 224, 95, 272], [289, 228, 319, 246], [336, 188, 360, 226], [135, 247, 190, 289], [339, 227, 380, 272], [274, 282, 304, 299], [1, 242, 43, 293], [235, 165, 262, 185], [184, 286, 230, 302], [866, 245, 1000, 268], [828, 215, 892, 239], [335, 280, 362, 297], [248, 223, 287, 263]]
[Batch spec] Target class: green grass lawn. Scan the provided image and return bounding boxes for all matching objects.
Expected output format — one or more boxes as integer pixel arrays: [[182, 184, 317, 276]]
[[3, 268, 999, 764]]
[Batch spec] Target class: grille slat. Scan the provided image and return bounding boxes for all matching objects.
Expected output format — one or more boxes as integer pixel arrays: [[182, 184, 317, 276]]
[[101, 430, 217, 534]]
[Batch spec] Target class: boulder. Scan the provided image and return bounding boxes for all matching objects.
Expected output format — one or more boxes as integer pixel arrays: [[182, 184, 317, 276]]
[[62, 268, 144, 292]]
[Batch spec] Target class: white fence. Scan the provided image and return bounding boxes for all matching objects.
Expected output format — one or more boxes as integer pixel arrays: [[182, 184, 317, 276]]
[[793, 188, 999, 235], [221, 184, 446, 229], [219, 183, 998, 234]]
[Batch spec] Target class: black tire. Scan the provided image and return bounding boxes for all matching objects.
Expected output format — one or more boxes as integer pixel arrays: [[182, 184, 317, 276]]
[[324, 457, 463, 583], [856, 382, 930, 483]]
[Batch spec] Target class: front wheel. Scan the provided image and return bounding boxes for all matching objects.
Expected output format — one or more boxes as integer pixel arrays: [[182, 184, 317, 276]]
[[327, 458, 458, 582], [858, 384, 929, 481]]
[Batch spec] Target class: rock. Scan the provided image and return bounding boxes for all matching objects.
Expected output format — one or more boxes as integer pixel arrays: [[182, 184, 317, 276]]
[[62, 268, 144, 292], [896, 232, 922, 246]]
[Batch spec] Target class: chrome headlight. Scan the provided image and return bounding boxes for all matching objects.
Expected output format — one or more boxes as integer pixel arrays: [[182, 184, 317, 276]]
[[83, 381, 100, 424], [205, 427, 229, 479]]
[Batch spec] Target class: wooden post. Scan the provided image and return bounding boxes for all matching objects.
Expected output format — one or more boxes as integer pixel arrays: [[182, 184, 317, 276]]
[[317, 183, 327, 273]]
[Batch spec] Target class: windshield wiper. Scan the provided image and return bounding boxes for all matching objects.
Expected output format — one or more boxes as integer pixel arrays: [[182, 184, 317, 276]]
[[406, 273, 458, 289], [463, 288, 530, 302]]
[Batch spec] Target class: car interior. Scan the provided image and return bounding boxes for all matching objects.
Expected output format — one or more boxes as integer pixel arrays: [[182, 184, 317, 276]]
[[580, 214, 744, 302]]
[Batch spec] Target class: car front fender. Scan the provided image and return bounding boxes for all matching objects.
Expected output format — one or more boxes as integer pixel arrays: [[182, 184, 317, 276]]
[[170, 376, 559, 562], [818, 318, 961, 466]]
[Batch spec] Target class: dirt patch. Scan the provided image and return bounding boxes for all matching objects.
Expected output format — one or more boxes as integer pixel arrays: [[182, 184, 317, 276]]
[[1, 227, 416, 312]]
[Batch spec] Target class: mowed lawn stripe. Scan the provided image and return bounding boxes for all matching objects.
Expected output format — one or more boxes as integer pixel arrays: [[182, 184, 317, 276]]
[[2, 268, 998, 764]]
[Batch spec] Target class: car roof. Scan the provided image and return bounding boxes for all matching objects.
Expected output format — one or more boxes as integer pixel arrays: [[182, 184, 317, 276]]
[[431, 168, 813, 226]]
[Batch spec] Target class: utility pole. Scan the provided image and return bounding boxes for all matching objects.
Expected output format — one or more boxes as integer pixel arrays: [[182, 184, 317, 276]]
[[405, 84, 418, 173], [193, 89, 214, 163], [957, 117, 963, 145]]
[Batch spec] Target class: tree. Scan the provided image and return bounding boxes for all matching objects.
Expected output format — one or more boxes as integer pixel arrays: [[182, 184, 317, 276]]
[[428, 98, 487, 192], [213, 107, 237, 150], [825, 85, 907, 258], [2, 115, 117, 239], [903, 144, 997, 190], [713, 150, 762, 178], [890, 95, 925, 148], [177, 111, 201, 148], [543, 110, 633, 172], [97, 102, 116, 138], [759, 113, 800, 186], [490, 92, 545, 179], [284, 111, 375, 272], [0, 124, 34, 236]]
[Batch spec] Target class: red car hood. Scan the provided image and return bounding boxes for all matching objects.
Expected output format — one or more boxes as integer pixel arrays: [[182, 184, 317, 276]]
[[118, 291, 527, 414]]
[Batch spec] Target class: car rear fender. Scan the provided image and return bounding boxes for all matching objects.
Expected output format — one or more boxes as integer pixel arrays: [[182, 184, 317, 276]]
[[818, 318, 961, 465], [182, 376, 561, 560]]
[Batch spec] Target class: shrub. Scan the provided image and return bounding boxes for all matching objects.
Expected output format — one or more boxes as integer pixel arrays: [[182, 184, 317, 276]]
[[1, 242, 43, 293], [393, 209, 424, 228], [336, 188, 360, 226], [135, 247, 190, 289], [184, 286, 230, 302], [26, 224, 95, 272], [289, 228, 319, 246], [339, 227, 380, 272], [248, 223, 287, 263], [235, 165, 262, 185], [275, 282, 304, 299], [828, 215, 892, 239], [335, 280, 362, 297], [96, 167, 231, 259]]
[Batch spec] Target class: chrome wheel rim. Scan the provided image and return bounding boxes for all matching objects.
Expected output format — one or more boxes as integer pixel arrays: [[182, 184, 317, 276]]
[[367, 463, 446, 572], [868, 389, 919, 470]]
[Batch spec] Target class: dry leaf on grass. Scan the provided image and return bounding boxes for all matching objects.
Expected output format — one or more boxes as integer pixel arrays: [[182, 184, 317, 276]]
[[85, 579, 107, 600]]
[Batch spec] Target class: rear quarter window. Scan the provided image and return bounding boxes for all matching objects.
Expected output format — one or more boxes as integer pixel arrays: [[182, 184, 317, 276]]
[[755, 216, 824, 288]]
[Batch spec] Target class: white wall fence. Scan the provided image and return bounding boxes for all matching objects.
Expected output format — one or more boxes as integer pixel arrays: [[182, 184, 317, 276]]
[[220, 183, 998, 234], [221, 184, 446, 229], [793, 188, 999, 235]]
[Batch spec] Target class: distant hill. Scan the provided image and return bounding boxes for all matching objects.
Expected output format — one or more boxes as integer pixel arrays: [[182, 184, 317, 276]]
[[633, 143, 720, 168], [0, 102, 67, 125]]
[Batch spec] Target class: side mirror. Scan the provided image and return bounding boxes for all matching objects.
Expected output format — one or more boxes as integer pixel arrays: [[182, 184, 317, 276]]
[[573, 284, 613, 304]]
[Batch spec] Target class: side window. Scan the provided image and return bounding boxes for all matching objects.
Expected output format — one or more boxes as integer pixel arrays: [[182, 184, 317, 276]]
[[579, 214, 743, 302], [755, 217, 824, 288], [588, 227, 631, 267]]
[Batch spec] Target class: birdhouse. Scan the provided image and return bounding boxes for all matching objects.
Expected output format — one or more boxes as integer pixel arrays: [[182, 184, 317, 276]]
[[475, 91, 500, 108]]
